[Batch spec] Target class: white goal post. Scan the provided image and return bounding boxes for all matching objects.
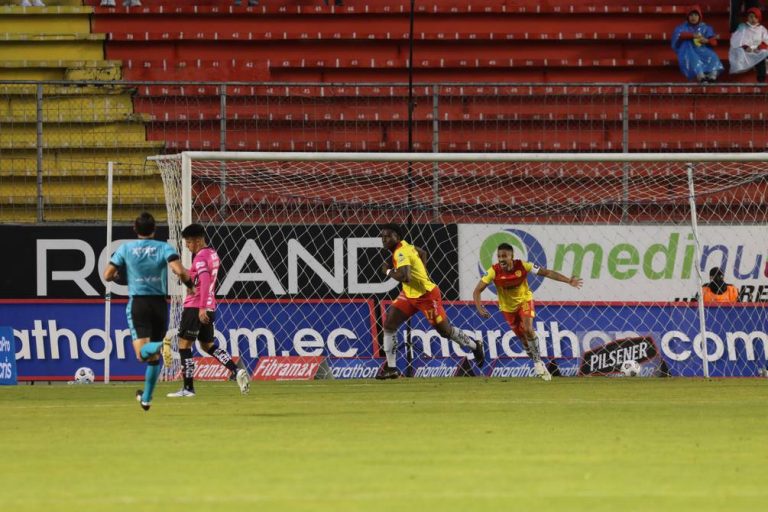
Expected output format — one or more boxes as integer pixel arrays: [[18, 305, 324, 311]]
[[151, 151, 768, 379]]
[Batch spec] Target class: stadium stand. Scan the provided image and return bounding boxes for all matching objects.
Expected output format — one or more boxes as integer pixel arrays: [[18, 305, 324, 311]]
[[1, 0, 766, 221]]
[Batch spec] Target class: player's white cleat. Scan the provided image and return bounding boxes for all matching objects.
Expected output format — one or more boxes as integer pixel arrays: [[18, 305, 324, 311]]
[[236, 368, 250, 395], [166, 389, 195, 398], [534, 361, 552, 381]]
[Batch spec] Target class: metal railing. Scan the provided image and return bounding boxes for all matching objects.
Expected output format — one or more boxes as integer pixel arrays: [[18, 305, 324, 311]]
[[0, 80, 766, 223]]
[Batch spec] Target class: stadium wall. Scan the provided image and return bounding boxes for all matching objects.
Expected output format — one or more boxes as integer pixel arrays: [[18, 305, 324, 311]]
[[1, 224, 766, 379]]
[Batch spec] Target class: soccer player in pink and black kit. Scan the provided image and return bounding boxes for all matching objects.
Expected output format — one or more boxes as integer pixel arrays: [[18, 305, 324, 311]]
[[165, 223, 250, 397]]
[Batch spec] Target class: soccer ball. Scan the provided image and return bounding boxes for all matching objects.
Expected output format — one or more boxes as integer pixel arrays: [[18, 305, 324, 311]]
[[620, 360, 641, 377], [73, 367, 95, 384]]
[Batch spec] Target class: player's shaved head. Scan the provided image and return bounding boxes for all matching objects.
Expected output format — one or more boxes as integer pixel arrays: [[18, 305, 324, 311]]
[[134, 212, 156, 236]]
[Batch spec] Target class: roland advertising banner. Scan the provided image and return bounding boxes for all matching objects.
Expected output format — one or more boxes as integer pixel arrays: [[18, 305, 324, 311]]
[[0, 224, 457, 300], [458, 225, 768, 303]]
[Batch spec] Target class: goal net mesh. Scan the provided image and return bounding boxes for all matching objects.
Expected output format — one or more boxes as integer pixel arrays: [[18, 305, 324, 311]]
[[155, 153, 768, 378]]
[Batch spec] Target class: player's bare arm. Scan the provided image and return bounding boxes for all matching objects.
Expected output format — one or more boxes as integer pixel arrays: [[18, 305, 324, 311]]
[[103, 263, 120, 282], [472, 279, 492, 318], [383, 263, 412, 283], [538, 267, 583, 288], [169, 259, 195, 291]]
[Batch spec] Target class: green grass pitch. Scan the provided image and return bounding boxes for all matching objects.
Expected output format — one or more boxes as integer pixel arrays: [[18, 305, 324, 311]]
[[1, 378, 766, 512]]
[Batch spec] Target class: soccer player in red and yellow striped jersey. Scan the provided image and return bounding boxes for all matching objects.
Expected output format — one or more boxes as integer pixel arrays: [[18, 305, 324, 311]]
[[472, 242, 582, 380], [378, 223, 484, 379]]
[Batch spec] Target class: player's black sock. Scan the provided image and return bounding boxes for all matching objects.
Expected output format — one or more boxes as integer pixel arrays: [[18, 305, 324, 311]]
[[180, 348, 195, 391], [210, 347, 238, 374]]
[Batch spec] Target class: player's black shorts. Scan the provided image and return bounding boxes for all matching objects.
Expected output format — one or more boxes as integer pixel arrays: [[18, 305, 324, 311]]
[[127, 295, 168, 341], [177, 308, 216, 344]]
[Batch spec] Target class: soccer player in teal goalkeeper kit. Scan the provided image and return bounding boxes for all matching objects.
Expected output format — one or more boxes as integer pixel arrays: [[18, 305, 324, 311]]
[[104, 212, 193, 411]]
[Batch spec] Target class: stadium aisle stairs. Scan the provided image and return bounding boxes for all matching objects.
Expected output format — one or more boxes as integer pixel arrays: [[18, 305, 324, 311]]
[[0, 0, 164, 222]]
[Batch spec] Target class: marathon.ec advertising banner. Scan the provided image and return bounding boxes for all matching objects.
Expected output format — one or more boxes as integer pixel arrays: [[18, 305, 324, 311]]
[[1, 299, 376, 380], [2, 300, 765, 379]]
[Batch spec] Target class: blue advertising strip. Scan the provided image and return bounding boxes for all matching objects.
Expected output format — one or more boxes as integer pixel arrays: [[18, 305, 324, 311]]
[[385, 302, 768, 377], [1, 300, 376, 380], [411, 356, 466, 378], [3, 300, 766, 379], [327, 358, 383, 379], [489, 358, 581, 378], [0, 326, 17, 385]]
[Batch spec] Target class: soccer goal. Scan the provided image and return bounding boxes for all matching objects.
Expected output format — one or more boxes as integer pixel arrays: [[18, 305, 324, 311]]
[[151, 152, 768, 378]]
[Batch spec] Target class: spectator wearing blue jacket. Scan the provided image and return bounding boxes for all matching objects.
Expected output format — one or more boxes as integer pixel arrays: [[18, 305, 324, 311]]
[[672, 6, 725, 83]]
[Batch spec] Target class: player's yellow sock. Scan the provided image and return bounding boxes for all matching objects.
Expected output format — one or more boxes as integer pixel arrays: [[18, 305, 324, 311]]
[[161, 338, 173, 367]]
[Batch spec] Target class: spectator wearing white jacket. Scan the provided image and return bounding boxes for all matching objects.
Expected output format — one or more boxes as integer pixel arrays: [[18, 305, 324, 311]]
[[730, 7, 768, 82]]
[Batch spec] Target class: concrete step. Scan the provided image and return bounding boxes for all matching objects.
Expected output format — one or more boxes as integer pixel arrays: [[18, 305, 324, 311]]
[[0, 205, 167, 223], [1, 177, 164, 205], [0, 120, 149, 145], [0, 138, 162, 149], [0, 5, 94, 32], [0, 59, 121, 80], [1, 147, 164, 175]]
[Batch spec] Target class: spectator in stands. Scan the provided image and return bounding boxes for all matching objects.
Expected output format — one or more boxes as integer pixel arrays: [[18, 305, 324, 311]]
[[729, 7, 768, 82], [234, 0, 259, 6], [731, 1, 763, 33], [20, 0, 45, 6], [672, 6, 724, 83], [701, 267, 739, 304], [100, 0, 140, 6], [323, 0, 344, 5]]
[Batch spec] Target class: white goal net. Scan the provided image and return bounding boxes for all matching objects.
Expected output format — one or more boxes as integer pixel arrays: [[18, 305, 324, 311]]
[[153, 152, 768, 379]]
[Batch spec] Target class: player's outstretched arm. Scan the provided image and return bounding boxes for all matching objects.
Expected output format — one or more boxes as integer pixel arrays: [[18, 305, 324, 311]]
[[383, 263, 411, 283], [472, 280, 492, 318], [538, 267, 583, 289]]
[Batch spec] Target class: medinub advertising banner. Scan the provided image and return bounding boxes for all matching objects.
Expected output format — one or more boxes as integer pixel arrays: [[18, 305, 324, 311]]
[[458, 225, 768, 303]]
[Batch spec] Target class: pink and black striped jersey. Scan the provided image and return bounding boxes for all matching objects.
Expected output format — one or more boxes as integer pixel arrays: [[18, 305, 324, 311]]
[[183, 247, 220, 311]]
